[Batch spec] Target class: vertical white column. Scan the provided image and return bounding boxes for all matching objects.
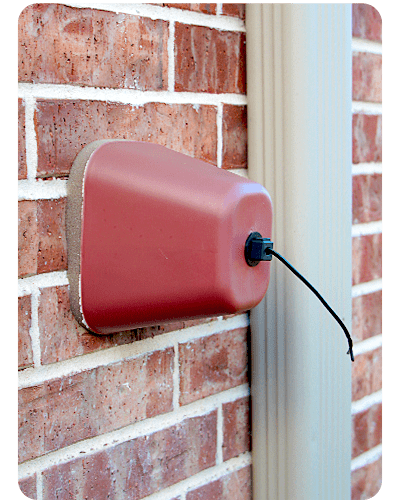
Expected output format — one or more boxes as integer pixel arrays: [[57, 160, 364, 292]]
[[246, 4, 352, 499]]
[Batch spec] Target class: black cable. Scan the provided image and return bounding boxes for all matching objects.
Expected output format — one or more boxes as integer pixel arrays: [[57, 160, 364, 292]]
[[267, 248, 354, 362]]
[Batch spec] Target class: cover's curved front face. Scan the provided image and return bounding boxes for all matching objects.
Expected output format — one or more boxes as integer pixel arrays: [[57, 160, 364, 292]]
[[67, 140, 273, 334]]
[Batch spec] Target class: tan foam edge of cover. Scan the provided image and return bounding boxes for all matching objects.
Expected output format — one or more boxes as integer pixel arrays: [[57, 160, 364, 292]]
[[66, 139, 115, 332]]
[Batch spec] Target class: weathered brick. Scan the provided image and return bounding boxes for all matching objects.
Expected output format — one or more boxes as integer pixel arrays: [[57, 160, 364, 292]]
[[19, 474, 37, 499], [18, 200, 38, 278], [18, 385, 46, 462], [18, 199, 67, 277], [174, 23, 245, 94], [352, 4, 382, 42], [352, 291, 382, 342], [42, 412, 217, 499], [352, 347, 382, 401], [18, 98, 27, 179], [18, 295, 33, 370], [352, 114, 382, 164], [179, 327, 248, 405], [351, 402, 382, 459], [39, 285, 102, 364], [42, 460, 82, 500], [187, 465, 252, 500], [222, 3, 246, 20], [352, 233, 382, 286], [222, 396, 250, 461], [352, 52, 382, 103], [19, 348, 174, 462], [352, 174, 382, 224], [35, 100, 217, 177], [351, 457, 382, 500], [38, 286, 220, 364], [18, 4, 168, 90], [37, 199, 67, 274], [161, 4, 217, 14], [222, 105, 247, 169]]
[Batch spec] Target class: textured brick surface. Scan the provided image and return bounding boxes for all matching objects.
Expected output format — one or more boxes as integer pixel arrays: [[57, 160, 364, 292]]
[[352, 233, 382, 286], [352, 114, 382, 164], [18, 200, 38, 278], [352, 174, 382, 224], [38, 285, 212, 363], [222, 396, 250, 461], [352, 52, 382, 103], [352, 347, 382, 402], [222, 105, 247, 169], [18, 98, 27, 179], [179, 328, 248, 405], [351, 458, 382, 500], [18, 295, 33, 370], [161, 4, 217, 14], [37, 198, 67, 274], [222, 3, 246, 20], [19, 348, 174, 462], [352, 291, 382, 343], [19, 474, 37, 499], [19, 4, 168, 90], [42, 412, 217, 499], [186, 465, 252, 500], [18, 199, 67, 277], [351, 403, 382, 459], [38, 285, 103, 364], [35, 100, 218, 177], [174, 23, 245, 94], [352, 4, 382, 42]]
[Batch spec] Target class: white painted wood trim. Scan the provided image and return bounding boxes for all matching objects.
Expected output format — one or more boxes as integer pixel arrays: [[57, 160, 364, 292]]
[[246, 4, 352, 499]]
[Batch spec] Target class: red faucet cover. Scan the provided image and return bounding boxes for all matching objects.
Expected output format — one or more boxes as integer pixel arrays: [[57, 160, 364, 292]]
[[67, 140, 273, 334]]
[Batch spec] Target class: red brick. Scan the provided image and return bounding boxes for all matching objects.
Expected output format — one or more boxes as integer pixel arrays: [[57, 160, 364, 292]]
[[18, 4, 168, 90], [174, 23, 246, 94], [352, 114, 382, 164], [351, 457, 382, 500], [37, 199, 67, 274], [42, 412, 217, 499], [352, 4, 382, 42], [42, 460, 82, 500], [187, 465, 252, 500], [18, 295, 33, 370], [352, 233, 382, 286], [39, 285, 102, 364], [35, 100, 217, 177], [18, 200, 38, 278], [352, 347, 382, 401], [222, 396, 250, 461], [351, 402, 382, 459], [18, 348, 174, 462], [352, 52, 382, 103], [179, 327, 248, 405], [352, 174, 382, 224], [222, 105, 247, 169], [352, 291, 382, 342], [18, 199, 67, 277], [181, 317, 219, 329], [18, 385, 46, 462], [18, 98, 27, 179], [222, 4, 246, 20], [19, 474, 37, 499], [161, 4, 217, 14]]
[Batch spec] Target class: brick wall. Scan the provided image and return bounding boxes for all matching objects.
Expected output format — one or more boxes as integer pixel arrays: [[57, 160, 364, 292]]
[[18, 3, 383, 500], [18, 3, 250, 499], [351, 4, 382, 500]]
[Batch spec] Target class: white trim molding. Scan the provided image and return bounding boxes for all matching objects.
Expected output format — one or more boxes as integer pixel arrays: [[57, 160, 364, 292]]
[[246, 4, 352, 499]]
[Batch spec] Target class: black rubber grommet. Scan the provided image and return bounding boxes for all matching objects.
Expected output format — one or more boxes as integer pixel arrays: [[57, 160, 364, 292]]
[[244, 232, 262, 267]]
